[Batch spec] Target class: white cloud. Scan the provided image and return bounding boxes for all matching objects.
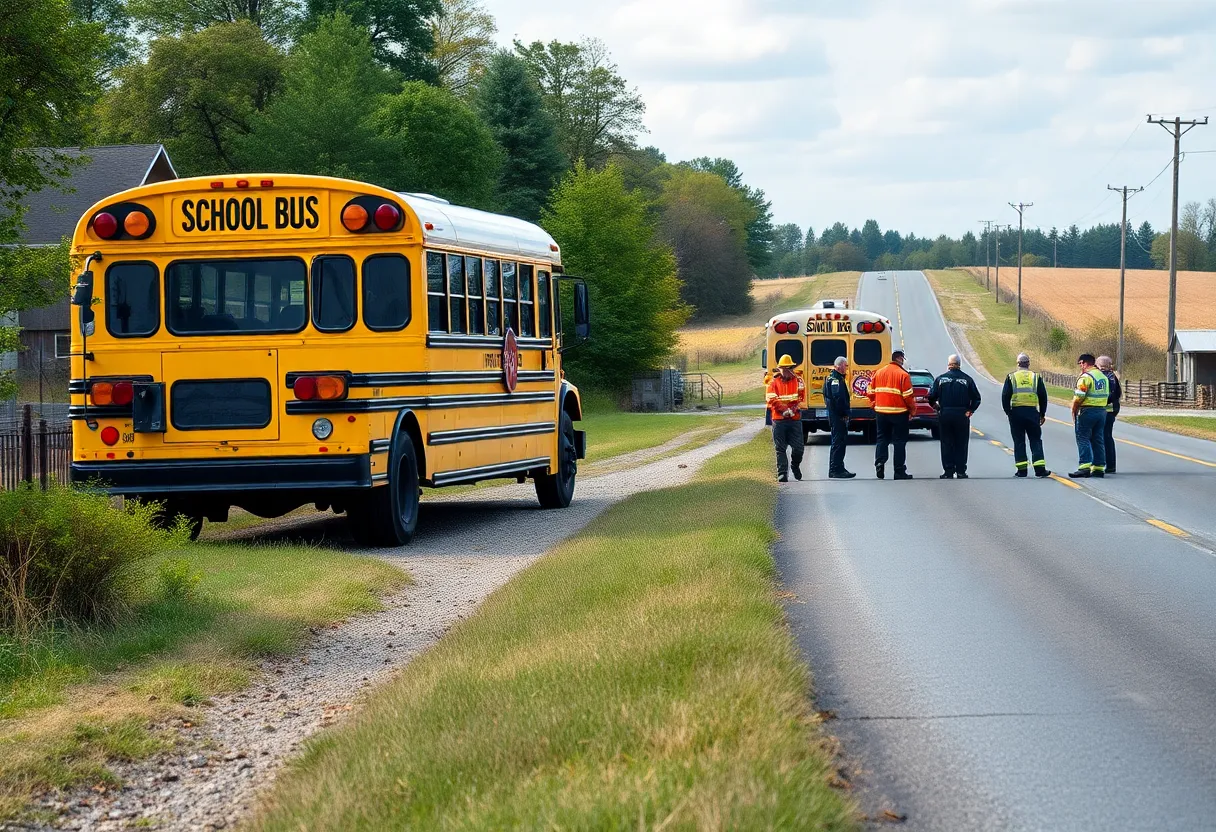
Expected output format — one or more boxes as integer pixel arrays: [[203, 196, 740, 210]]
[[486, 0, 1216, 235]]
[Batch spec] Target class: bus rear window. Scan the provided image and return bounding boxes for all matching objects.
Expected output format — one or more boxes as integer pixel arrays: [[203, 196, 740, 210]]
[[775, 339, 804, 366], [168, 259, 306, 335], [105, 262, 159, 337], [363, 254, 410, 331], [853, 338, 883, 366], [810, 338, 846, 366]]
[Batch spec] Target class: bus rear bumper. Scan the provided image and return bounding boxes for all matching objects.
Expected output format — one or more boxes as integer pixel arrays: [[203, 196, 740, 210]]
[[70, 454, 374, 495]]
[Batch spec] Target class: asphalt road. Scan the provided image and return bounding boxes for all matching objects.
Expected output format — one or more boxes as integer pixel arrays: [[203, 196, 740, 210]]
[[776, 270, 1216, 830]]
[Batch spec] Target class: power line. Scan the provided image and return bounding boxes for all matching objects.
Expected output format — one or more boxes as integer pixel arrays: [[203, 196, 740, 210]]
[[1108, 184, 1143, 373]]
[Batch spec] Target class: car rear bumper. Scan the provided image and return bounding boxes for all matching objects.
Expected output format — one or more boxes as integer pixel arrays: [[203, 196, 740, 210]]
[[70, 454, 374, 495]]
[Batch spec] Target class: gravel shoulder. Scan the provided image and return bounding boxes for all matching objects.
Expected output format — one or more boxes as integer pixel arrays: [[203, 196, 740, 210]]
[[27, 421, 762, 832]]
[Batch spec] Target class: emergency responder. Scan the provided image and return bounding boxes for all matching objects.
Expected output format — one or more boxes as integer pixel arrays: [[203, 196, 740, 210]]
[[1001, 353, 1051, 478], [1097, 355, 1122, 474], [823, 356, 855, 478], [1069, 353, 1109, 478], [766, 354, 805, 482], [928, 354, 981, 479], [867, 349, 916, 479]]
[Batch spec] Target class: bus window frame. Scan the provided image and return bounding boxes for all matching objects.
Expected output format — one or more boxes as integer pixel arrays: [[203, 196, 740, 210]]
[[519, 263, 535, 337], [809, 338, 847, 367], [104, 260, 161, 339], [446, 254, 466, 334], [425, 251, 447, 333], [852, 337, 884, 367], [310, 254, 357, 334], [774, 338, 804, 366], [362, 252, 411, 333], [165, 256, 308, 337], [538, 270, 552, 338]]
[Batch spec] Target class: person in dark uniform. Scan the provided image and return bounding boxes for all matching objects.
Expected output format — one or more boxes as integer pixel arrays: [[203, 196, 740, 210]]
[[823, 356, 855, 478], [1097, 355, 1122, 474], [1001, 353, 1051, 478], [927, 354, 981, 478]]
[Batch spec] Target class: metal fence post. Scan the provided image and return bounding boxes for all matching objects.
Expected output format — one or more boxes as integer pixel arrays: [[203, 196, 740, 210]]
[[38, 419, 48, 491], [20, 404, 32, 485]]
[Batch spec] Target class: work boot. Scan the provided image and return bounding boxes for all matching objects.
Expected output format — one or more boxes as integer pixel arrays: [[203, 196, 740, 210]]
[[939, 472, 954, 479], [1068, 470, 1090, 479], [791, 461, 802, 481], [956, 473, 969, 479], [1034, 466, 1051, 478], [1014, 469, 1028, 478], [829, 470, 856, 479], [777, 473, 788, 483], [1091, 470, 1105, 478], [894, 472, 914, 480], [875, 462, 885, 480], [1105, 468, 1116, 474]]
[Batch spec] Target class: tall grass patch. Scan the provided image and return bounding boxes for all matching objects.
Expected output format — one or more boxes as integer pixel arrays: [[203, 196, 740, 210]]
[[253, 433, 856, 831]]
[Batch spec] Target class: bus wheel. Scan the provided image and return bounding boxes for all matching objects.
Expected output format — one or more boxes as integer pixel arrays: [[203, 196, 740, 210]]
[[535, 412, 577, 509], [349, 438, 420, 546]]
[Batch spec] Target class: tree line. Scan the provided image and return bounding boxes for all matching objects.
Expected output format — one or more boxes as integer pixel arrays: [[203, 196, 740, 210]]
[[2, 0, 777, 394]]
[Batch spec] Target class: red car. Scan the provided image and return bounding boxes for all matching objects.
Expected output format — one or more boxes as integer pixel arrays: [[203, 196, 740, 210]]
[[908, 368, 940, 439]]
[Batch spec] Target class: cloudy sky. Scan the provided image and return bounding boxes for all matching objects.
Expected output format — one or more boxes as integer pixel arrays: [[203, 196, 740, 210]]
[[488, 0, 1216, 239]]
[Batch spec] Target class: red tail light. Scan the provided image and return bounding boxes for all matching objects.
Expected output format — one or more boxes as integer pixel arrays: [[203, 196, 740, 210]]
[[873, 322, 885, 333], [293, 375, 347, 401], [100, 426, 120, 446], [111, 381, 133, 406], [293, 376, 318, 400], [785, 321, 799, 334], [374, 203, 401, 230], [92, 212, 119, 239], [773, 321, 786, 334], [859, 322, 872, 334]]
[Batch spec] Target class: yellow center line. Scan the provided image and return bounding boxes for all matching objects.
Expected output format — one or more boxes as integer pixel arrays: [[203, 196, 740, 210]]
[[1146, 518, 1189, 537], [988, 439, 1002, 447], [1050, 473, 1082, 489], [1045, 416, 1216, 469], [971, 428, 985, 436]]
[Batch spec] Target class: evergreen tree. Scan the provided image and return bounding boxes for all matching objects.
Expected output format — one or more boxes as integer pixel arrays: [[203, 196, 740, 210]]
[[861, 219, 884, 261], [475, 52, 566, 221]]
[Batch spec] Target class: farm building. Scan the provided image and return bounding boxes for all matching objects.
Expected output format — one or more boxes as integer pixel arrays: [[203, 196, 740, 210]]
[[1170, 330, 1216, 388]]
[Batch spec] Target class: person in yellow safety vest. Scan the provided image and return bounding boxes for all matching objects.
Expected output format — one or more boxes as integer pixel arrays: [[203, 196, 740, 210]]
[[1001, 353, 1051, 478], [766, 354, 805, 482], [1069, 353, 1109, 479]]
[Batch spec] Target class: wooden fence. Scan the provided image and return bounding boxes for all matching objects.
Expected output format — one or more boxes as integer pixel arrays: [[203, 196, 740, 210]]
[[1037, 370, 1214, 409], [0, 405, 72, 491]]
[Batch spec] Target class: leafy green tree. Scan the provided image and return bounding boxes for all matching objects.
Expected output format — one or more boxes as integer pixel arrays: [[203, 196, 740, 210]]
[[514, 38, 645, 167], [860, 219, 884, 262], [822, 241, 867, 272], [819, 222, 849, 247], [239, 14, 397, 180], [99, 22, 284, 174], [882, 229, 902, 255], [305, 0, 441, 79], [474, 52, 565, 220], [682, 156, 772, 272], [541, 163, 686, 391], [374, 82, 500, 207], [430, 0, 495, 96], [1151, 230, 1207, 271], [660, 168, 755, 242], [126, 0, 302, 43], [69, 0, 135, 86], [660, 198, 752, 319]]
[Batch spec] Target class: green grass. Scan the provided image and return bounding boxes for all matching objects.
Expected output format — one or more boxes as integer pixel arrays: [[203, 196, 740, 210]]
[[252, 432, 857, 831], [1123, 415, 1216, 442], [0, 543, 404, 817], [580, 394, 739, 464]]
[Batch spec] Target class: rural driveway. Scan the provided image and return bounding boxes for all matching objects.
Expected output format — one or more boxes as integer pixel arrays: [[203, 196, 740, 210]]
[[776, 271, 1216, 830]]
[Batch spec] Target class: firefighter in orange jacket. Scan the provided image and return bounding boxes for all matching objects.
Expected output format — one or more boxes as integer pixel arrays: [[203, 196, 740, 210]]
[[766, 354, 805, 482], [866, 349, 916, 479]]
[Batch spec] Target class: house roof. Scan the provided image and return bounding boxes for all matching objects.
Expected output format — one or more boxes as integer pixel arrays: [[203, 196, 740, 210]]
[[1170, 330, 1216, 353], [16, 145, 176, 245]]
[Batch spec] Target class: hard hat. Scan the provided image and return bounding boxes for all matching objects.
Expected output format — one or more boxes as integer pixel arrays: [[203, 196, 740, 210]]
[[777, 354, 796, 368]]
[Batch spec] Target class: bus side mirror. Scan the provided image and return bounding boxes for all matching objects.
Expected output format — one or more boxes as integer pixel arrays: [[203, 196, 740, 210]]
[[761, 348, 767, 369], [573, 281, 589, 340], [71, 270, 93, 306]]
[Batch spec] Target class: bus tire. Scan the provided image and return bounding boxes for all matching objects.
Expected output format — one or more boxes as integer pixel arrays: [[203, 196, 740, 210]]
[[349, 438, 420, 547], [535, 411, 578, 509]]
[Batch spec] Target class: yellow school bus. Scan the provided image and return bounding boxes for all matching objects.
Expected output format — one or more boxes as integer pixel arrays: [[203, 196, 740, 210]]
[[762, 302, 893, 442], [67, 174, 590, 545]]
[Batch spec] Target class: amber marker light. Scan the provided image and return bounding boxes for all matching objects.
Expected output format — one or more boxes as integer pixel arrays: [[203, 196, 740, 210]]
[[123, 211, 150, 237], [342, 203, 369, 231]]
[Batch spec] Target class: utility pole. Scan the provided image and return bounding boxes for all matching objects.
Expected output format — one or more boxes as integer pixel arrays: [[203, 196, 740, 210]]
[[1148, 114, 1208, 380], [1009, 202, 1033, 324], [1108, 184, 1144, 374], [978, 220, 993, 290], [993, 224, 1010, 302]]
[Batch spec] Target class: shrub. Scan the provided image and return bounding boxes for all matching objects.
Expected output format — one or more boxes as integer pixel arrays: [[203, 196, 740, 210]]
[[1075, 318, 1164, 380], [0, 487, 184, 635], [1047, 326, 1071, 353], [156, 557, 202, 602]]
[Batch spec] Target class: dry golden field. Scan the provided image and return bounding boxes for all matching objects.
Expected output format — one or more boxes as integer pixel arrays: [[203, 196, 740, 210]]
[[677, 272, 860, 395], [965, 266, 1216, 348]]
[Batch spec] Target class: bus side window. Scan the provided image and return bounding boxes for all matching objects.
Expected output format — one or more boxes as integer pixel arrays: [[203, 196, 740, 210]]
[[538, 271, 551, 338], [502, 262, 519, 334], [466, 256, 485, 335], [447, 255, 466, 334], [426, 251, 447, 333], [519, 264, 535, 337], [363, 254, 410, 331], [485, 259, 501, 336], [853, 338, 883, 366]]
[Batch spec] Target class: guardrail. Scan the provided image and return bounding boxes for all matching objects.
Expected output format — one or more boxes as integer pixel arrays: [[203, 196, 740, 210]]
[[0, 405, 72, 491]]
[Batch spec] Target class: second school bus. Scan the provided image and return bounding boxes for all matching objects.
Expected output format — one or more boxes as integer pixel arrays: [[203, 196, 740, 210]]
[[67, 174, 590, 546], [762, 301, 893, 442]]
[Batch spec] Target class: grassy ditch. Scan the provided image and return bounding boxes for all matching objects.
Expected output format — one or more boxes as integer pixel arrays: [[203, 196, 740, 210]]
[[253, 431, 857, 831], [0, 538, 403, 817], [1123, 415, 1216, 442]]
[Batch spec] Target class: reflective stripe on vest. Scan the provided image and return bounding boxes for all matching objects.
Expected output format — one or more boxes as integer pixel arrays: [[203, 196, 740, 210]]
[[1009, 369, 1038, 408], [1074, 368, 1109, 407]]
